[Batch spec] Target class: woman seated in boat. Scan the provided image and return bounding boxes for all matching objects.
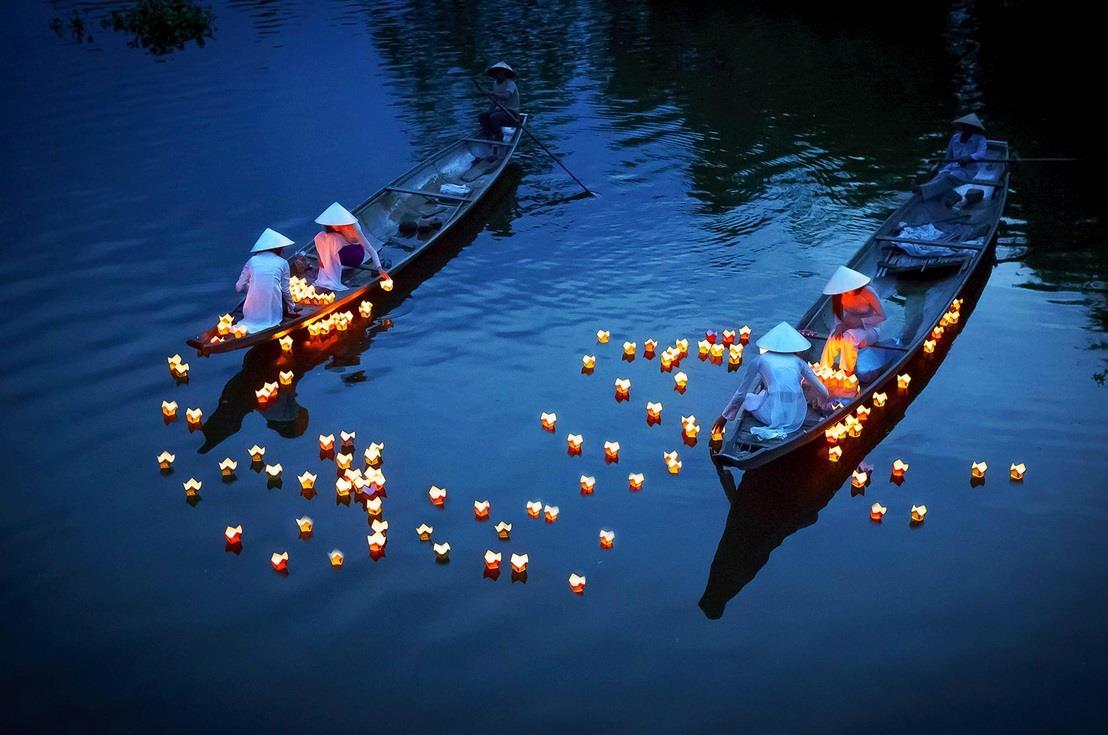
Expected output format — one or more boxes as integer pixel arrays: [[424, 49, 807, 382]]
[[312, 202, 390, 292], [913, 113, 988, 203], [711, 322, 831, 441], [818, 266, 886, 374], [235, 228, 300, 333], [478, 61, 520, 142]]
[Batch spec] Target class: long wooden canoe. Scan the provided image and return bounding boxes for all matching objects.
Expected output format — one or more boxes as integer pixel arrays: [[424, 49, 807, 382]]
[[712, 138, 1011, 470], [187, 115, 529, 354]]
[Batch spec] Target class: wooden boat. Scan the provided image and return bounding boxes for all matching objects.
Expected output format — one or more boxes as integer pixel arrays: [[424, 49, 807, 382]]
[[713, 138, 1011, 470], [187, 116, 528, 354]]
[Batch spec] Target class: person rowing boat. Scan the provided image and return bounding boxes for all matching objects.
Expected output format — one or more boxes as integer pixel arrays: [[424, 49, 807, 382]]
[[818, 266, 886, 374], [478, 61, 521, 144], [913, 113, 989, 204], [711, 322, 831, 442], [235, 228, 300, 333], [312, 201, 390, 292]]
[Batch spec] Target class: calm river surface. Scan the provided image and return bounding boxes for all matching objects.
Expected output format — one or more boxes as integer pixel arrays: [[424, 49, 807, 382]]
[[2, 1, 1106, 732]]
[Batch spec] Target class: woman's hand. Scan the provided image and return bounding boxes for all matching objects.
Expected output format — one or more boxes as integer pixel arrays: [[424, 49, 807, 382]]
[[379, 269, 391, 281]]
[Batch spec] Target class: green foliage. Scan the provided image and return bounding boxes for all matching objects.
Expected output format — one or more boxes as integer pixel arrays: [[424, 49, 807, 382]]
[[100, 0, 215, 55]]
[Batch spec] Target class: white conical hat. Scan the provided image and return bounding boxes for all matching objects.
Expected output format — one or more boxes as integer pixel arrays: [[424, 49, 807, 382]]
[[822, 266, 871, 295], [952, 112, 986, 132], [485, 61, 516, 77], [251, 227, 294, 253], [756, 322, 811, 354], [315, 202, 358, 226]]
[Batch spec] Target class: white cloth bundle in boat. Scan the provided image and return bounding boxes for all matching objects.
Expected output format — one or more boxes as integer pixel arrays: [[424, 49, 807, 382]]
[[891, 223, 986, 257], [235, 251, 290, 333], [440, 183, 471, 197], [721, 353, 829, 440]]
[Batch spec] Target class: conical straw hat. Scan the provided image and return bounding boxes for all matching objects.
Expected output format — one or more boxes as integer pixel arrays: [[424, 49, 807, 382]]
[[822, 266, 871, 295], [952, 112, 986, 132], [251, 227, 294, 253], [315, 202, 358, 226], [756, 322, 811, 354], [485, 61, 516, 78]]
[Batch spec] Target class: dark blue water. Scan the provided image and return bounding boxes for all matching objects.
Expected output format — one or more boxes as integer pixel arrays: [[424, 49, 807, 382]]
[[2, 1, 1106, 732]]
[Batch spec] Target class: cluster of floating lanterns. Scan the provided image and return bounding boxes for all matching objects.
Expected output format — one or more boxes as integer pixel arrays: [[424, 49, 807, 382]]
[[289, 276, 336, 306], [307, 310, 355, 338], [167, 354, 190, 380]]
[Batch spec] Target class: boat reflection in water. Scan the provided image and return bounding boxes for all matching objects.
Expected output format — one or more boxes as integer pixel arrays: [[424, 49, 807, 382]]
[[700, 254, 993, 619], [197, 166, 522, 453]]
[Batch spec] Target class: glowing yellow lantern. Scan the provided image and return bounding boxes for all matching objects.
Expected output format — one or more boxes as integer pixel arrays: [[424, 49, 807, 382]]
[[851, 470, 868, 488], [582, 354, 596, 370], [544, 505, 560, 523], [484, 550, 502, 570], [738, 326, 752, 344], [433, 542, 451, 561], [329, 550, 344, 567], [265, 463, 282, 481], [596, 329, 610, 344], [675, 338, 689, 357], [971, 461, 988, 479], [569, 573, 587, 594], [847, 419, 863, 439], [664, 451, 682, 475], [364, 442, 384, 467], [182, 478, 202, 496], [599, 530, 615, 549], [161, 400, 178, 419], [897, 373, 911, 391], [828, 446, 843, 462], [474, 500, 490, 519], [709, 343, 725, 364], [156, 451, 175, 470], [923, 339, 936, 354], [567, 434, 583, 454], [336, 453, 353, 471], [722, 329, 736, 346], [856, 405, 871, 422], [417, 524, 434, 541], [1010, 463, 1027, 481], [365, 468, 386, 492], [429, 485, 447, 506], [340, 431, 356, 449], [219, 458, 237, 477], [298, 471, 316, 491], [644, 339, 658, 357], [278, 335, 293, 352], [824, 426, 842, 445], [317, 434, 335, 452], [911, 505, 927, 523], [224, 525, 242, 544], [279, 370, 294, 386], [698, 340, 711, 358], [510, 554, 529, 573], [371, 519, 389, 536], [682, 416, 700, 440], [660, 350, 674, 370], [728, 344, 743, 366], [217, 314, 234, 335], [380, 276, 394, 292], [185, 408, 203, 427], [255, 387, 270, 403], [647, 401, 663, 422], [367, 532, 387, 553], [540, 412, 557, 431], [496, 521, 512, 540], [248, 445, 265, 463], [872, 392, 887, 407], [674, 372, 689, 391], [270, 552, 289, 572], [931, 325, 945, 341], [604, 441, 621, 461], [951, 298, 963, 311], [171, 361, 190, 379], [359, 300, 373, 318], [580, 475, 596, 495], [623, 341, 637, 357], [870, 503, 887, 521], [527, 501, 542, 518], [296, 516, 313, 534], [335, 476, 352, 497], [711, 425, 725, 442], [615, 378, 631, 399], [233, 324, 248, 338], [628, 472, 644, 491]]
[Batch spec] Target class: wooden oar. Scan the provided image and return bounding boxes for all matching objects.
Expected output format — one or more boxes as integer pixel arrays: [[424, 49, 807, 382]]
[[471, 77, 597, 198]]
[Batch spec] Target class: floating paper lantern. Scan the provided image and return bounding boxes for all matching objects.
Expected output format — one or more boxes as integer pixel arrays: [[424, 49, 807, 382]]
[[569, 574, 587, 594], [270, 552, 289, 572], [380, 276, 394, 291], [364, 442, 384, 467], [728, 344, 744, 366], [417, 524, 434, 541], [599, 530, 615, 549], [336, 453, 353, 471], [580, 475, 596, 495], [675, 338, 689, 357], [971, 461, 988, 479], [296, 516, 313, 534], [429, 485, 447, 506], [660, 349, 674, 370], [1009, 463, 1027, 481], [157, 451, 175, 470], [738, 326, 752, 344], [186, 408, 203, 427], [596, 330, 610, 344], [567, 434, 583, 454], [664, 453, 682, 475], [329, 550, 344, 567], [643, 339, 657, 357], [673, 372, 688, 391], [233, 324, 248, 338], [279, 335, 294, 352], [171, 361, 190, 379], [319, 434, 335, 452], [910, 505, 927, 523], [365, 496, 383, 517], [711, 425, 725, 443], [216, 314, 234, 335], [496, 521, 512, 540], [923, 339, 936, 354], [365, 468, 387, 492], [433, 542, 451, 561], [359, 300, 373, 318], [582, 355, 596, 371], [371, 519, 389, 536], [335, 476, 353, 497], [183, 478, 202, 496], [248, 446, 266, 463], [856, 405, 871, 422], [224, 525, 243, 544], [646, 401, 663, 422], [846, 419, 863, 439], [851, 470, 868, 488], [698, 340, 711, 358], [367, 532, 387, 553], [161, 400, 178, 419], [219, 458, 237, 477], [615, 378, 631, 400], [872, 392, 887, 407], [891, 459, 909, 478], [623, 341, 637, 357], [931, 326, 945, 341], [484, 550, 502, 570], [709, 343, 725, 364], [298, 471, 317, 491], [896, 374, 911, 391], [510, 554, 529, 573], [604, 441, 621, 461], [526, 500, 542, 518], [474, 500, 490, 519], [541, 412, 557, 431], [265, 463, 283, 480], [722, 329, 736, 346], [681, 416, 700, 440], [705, 330, 718, 345], [279, 370, 294, 386], [628, 472, 644, 491], [828, 446, 843, 462], [544, 505, 560, 523], [340, 431, 356, 449], [870, 503, 887, 521], [824, 426, 842, 445]]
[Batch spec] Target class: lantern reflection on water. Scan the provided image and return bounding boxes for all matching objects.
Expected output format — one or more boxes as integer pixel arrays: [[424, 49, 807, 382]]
[[329, 550, 344, 568], [157, 451, 175, 470], [1010, 463, 1027, 481], [526, 500, 542, 518], [416, 524, 433, 541], [599, 530, 615, 549], [541, 412, 557, 431], [428, 486, 447, 506]]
